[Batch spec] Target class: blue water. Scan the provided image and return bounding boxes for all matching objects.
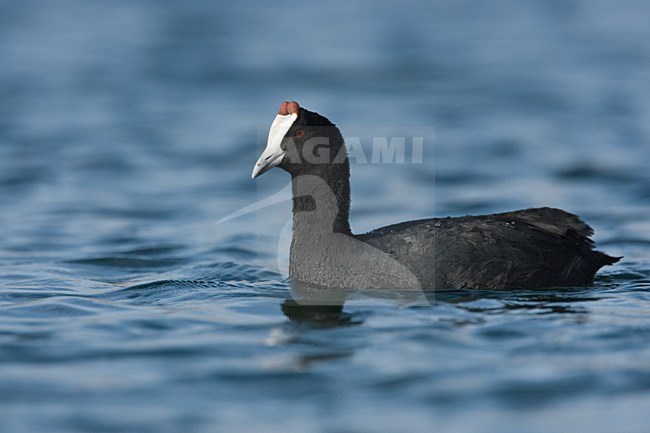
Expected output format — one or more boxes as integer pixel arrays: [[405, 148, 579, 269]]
[[1, 1, 649, 432]]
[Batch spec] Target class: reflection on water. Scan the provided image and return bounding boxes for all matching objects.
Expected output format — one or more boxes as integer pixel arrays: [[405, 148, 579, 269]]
[[281, 300, 351, 327], [282, 282, 608, 327]]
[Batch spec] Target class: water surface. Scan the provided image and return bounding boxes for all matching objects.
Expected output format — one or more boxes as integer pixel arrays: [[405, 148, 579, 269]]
[[1, 1, 649, 432]]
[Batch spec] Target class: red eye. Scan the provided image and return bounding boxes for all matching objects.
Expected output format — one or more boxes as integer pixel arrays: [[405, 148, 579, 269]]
[[295, 129, 305, 138]]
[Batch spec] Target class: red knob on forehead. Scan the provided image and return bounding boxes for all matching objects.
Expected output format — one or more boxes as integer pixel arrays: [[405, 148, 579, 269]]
[[278, 101, 300, 115], [287, 101, 300, 114]]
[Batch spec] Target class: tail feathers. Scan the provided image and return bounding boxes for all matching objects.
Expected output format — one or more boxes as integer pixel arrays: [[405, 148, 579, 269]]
[[594, 251, 622, 268]]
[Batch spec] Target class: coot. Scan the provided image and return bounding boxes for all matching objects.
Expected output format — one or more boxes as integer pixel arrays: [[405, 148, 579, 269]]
[[252, 101, 620, 290]]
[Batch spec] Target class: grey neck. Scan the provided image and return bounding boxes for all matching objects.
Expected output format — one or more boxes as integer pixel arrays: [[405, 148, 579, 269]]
[[290, 171, 351, 238]]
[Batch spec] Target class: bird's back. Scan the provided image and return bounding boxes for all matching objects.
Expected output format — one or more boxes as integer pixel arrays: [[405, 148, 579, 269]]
[[357, 207, 620, 290]]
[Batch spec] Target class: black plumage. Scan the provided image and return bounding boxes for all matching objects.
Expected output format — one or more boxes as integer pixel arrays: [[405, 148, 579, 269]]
[[254, 104, 620, 290]]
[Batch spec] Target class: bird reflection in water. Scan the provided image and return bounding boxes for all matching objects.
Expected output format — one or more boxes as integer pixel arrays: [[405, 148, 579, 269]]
[[281, 281, 602, 326], [280, 281, 357, 327]]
